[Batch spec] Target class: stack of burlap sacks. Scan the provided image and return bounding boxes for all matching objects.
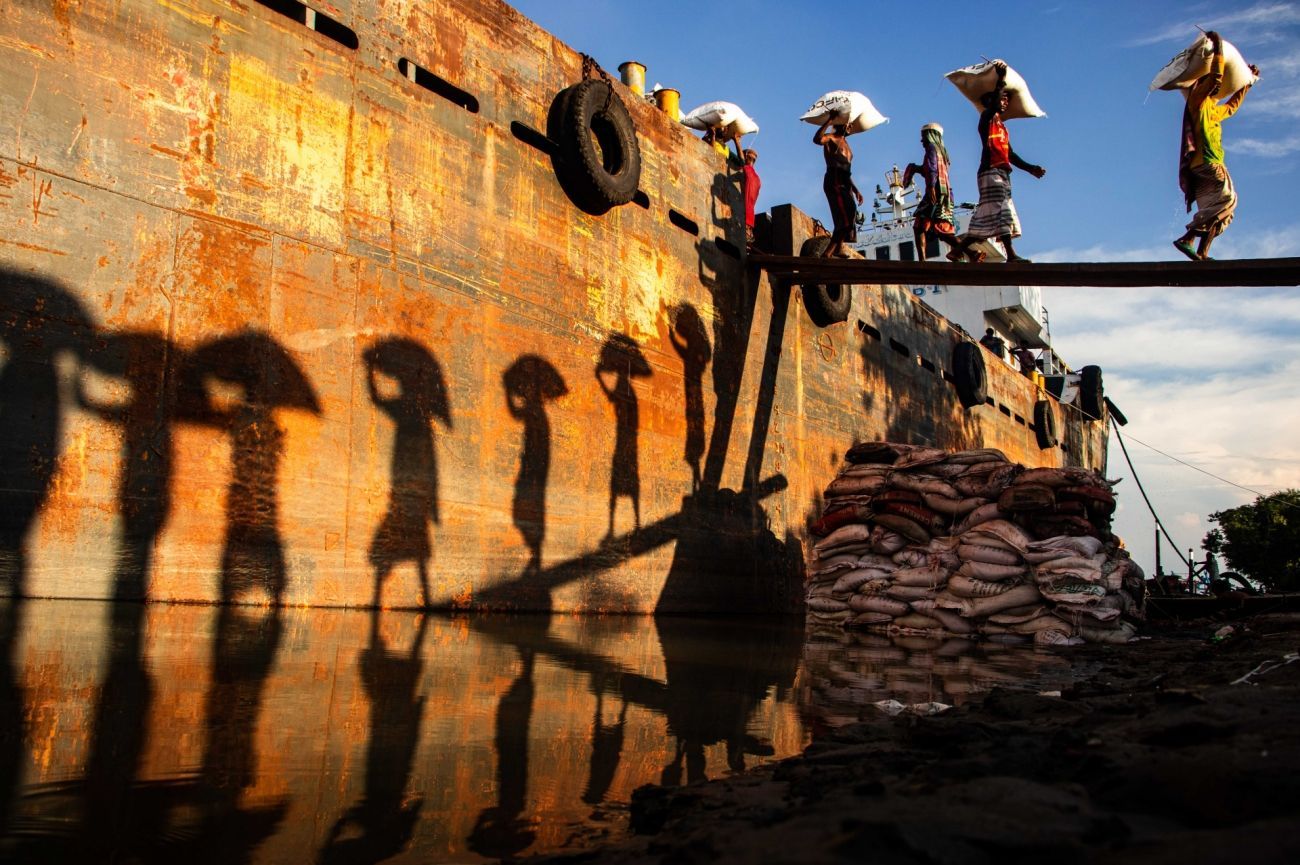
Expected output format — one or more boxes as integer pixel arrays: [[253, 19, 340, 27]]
[[805, 443, 1145, 646]]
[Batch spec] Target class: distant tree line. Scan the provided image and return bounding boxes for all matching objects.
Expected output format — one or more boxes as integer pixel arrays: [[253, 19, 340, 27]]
[[1203, 489, 1300, 593]]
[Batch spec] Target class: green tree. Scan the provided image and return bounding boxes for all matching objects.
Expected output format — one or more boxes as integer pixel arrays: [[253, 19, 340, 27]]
[[1207, 490, 1300, 592]]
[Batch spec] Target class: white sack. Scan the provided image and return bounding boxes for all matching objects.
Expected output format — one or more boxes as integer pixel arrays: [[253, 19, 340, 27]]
[[682, 100, 740, 130], [945, 60, 1046, 119], [721, 108, 759, 137], [800, 90, 889, 134], [1151, 34, 1258, 98]]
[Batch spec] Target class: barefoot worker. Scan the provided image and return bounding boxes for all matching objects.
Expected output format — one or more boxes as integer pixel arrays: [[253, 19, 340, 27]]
[[901, 123, 971, 262], [1173, 31, 1259, 261], [963, 61, 1045, 263], [814, 119, 864, 258]]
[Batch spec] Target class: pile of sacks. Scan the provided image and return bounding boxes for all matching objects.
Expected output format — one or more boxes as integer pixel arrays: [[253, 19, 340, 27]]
[[805, 443, 1145, 646]]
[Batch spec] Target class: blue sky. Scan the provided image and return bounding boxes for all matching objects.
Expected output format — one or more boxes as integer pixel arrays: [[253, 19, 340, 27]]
[[514, 0, 1300, 574]]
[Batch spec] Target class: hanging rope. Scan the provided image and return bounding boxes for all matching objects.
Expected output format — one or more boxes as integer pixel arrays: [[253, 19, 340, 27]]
[[1113, 422, 1190, 568]]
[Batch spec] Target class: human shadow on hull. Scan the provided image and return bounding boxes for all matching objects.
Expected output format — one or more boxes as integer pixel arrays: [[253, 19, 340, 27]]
[[364, 339, 451, 609], [596, 334, 650, 544], [668, 304, 710, 493], [318, 612, 428, 865], [178, 331, 319, 605], [0, 270, 93, 597], [504, 356, 567, 587], [76, 332, 177, 601]]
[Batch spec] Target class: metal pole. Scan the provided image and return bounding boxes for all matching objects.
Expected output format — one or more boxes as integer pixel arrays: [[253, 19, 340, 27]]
[[1154, 526, 1161, 582], [1187, 548, 1195, 594]]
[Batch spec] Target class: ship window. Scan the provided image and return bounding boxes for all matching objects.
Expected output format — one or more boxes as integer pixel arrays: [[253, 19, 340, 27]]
[[875, 245, 891, 260], [941, 369, 955, 383], [985, 397, 996, 406], [857, 321, 881, 341], [899, 241, 915, 261], [668, 210, 699, 236], [888, 338, 910, 358], [926, 235, 940, 259], [1014, 413, 1026, 425], [632, 190, 650, 209], [510, 121, 556, 155], [920, 357, 936, 373], [398, 58, 480, 113], [715, 238, 741, 259], [255, 0, 358, 50], [999, 404, 1012, 417]]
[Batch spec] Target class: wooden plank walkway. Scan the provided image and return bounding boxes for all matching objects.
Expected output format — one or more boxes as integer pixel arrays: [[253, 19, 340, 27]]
[[749, 255, 1300, 288]]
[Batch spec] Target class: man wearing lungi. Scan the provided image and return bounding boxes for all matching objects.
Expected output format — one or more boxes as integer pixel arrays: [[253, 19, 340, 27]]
[[961, 61, 1045, 263], [902, 123, 969, 262], [814, 119, 864, 258], [1173, 31, 1259, 262]]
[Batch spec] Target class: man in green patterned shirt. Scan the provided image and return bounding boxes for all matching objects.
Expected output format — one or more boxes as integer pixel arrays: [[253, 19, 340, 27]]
[[1173, 31, 1260, 261]]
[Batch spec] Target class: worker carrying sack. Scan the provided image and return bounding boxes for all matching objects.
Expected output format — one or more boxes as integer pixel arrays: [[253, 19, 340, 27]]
[[800, 90, 888, 134], [945, 60, 1046, 119], [682, 101, 759, 135], [1150, 33, 1258, 98]]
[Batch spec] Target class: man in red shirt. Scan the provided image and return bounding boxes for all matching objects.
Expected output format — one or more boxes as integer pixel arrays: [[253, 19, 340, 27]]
[[959, 61, 1045, 263], [727, 134, 762, 250]]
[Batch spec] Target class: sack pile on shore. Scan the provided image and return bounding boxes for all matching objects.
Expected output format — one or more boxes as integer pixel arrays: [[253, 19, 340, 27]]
[[805, 443, 1145, 646]]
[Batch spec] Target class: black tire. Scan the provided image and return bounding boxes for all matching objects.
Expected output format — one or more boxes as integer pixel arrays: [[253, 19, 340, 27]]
[[555, 80, 641, 211], [1034, 399, 1059, 449], [951, 341, 988, 409], [1077, 365, 1104, 420], [799, 236, 852, 326]]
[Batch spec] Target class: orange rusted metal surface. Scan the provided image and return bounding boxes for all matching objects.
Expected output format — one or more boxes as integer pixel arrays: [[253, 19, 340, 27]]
[[0, 0, 1107, 612]]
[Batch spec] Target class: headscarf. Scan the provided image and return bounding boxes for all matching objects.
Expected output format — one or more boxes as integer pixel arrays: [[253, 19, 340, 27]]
[[921, 123, 948, 167]]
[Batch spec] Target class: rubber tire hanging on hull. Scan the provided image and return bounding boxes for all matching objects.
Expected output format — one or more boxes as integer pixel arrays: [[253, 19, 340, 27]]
[[549, 80, 641, 214], [1077, 365, 1104, 420], [951, 342, 988, 409], [799, 236, 852, 327], [1034, 399, 1059, 449]]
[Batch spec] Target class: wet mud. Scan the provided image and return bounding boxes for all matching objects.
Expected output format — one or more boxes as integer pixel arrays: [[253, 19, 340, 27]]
[[532, 614, 1300, 864]]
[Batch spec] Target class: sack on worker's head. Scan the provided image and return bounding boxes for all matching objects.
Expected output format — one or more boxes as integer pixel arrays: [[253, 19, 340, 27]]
[[682, 100, 741, 130], [1151, 34, 1258, 98], [800, 90, 888, 134], [723, 110, 759, 137], [945, 60, 1046, 119]]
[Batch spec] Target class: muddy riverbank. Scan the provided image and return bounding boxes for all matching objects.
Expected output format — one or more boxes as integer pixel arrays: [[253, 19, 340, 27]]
[[535, 614, 1300, 864]]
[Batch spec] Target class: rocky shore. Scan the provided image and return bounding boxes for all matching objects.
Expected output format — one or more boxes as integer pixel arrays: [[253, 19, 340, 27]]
[[534, 614, 1300, 864]]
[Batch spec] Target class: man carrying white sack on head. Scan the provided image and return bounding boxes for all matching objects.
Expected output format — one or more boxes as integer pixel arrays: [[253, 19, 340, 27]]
[[959, 61, 1045, 264], [1173, 31, 1260, 262]]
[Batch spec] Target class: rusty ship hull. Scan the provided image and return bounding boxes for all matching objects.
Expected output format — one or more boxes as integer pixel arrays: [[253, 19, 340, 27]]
[[0, 0, 1107, 613]]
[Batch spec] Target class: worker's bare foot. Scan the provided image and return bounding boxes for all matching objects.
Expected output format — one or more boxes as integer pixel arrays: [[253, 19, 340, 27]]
[[945, 250, 965, 263], [1173, 239, 1198, 261]]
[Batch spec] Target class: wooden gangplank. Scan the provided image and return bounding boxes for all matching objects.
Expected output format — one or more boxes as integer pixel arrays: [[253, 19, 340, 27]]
[[749, 255, 1300, 288]]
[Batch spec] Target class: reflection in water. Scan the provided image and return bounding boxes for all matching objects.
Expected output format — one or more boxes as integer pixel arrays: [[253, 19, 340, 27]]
[[321, 613, 428, 864], [799, 624, 1077, 733], [0, 602, 1090, 862]]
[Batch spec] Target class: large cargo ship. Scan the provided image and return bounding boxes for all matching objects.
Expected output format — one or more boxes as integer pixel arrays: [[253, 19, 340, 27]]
[[0, 0, 1107, 614]]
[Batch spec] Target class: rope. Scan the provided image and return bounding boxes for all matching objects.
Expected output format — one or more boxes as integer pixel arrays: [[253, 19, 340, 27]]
[[1112, 421, 1190, 568]]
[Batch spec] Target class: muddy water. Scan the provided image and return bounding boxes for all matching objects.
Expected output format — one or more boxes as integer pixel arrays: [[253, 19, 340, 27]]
[[0, 599, 1082, 863]]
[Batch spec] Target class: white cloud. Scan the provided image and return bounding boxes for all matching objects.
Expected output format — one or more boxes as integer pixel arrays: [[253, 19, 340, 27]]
[[1129, 2, 1300, 47], [1039, 269, 1300, 569], [1243, 88, 1300, 119]]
